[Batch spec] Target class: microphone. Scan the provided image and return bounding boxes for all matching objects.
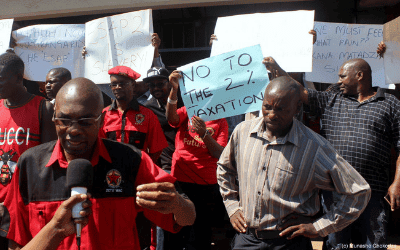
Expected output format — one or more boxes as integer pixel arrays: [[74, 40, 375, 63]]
[[66, 159, 93, 250]]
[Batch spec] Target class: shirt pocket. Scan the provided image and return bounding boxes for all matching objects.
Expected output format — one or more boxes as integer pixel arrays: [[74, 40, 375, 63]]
[[126, 130, 147, 150], [269, 165, 298, 195], [28, 203, 57, 237]]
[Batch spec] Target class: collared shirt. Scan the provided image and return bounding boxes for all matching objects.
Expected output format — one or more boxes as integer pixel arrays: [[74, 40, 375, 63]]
[[307, 87, 400, 193], [144, 97, 181, 171], [137, 90, 152, 105], [217, 117, 371, 237], [1, 138, 180, 250], [100, 98, 168, 154], [45, 138, 112, 168]]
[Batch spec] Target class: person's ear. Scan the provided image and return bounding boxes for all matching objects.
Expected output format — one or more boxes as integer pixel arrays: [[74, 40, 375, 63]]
[[16, 72, 24, 83], [356, 71, 363, 81]]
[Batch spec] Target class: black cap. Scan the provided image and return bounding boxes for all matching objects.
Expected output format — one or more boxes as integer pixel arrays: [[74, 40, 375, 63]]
[[143, 67, 169, 83], [66, 159, 93, 189]]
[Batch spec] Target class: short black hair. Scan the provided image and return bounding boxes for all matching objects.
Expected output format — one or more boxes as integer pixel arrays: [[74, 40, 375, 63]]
[[0, 52, 24, 76], [48, 67, 72, 82]]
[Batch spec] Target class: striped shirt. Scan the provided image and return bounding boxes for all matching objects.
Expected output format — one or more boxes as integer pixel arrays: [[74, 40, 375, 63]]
[[217, 117, 371, 237]]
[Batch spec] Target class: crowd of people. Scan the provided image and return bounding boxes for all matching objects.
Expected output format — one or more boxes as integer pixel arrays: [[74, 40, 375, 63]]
[[0, 27, 398, 250]]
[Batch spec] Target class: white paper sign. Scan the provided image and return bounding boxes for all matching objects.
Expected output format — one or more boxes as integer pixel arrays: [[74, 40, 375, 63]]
[[13, 24, 85, 81], [211, 11, 315, 72], [305, 22, 384, 87], [0, 19, 13, 54], [383, 16, 400, 85], [85, 9, 154, 83]]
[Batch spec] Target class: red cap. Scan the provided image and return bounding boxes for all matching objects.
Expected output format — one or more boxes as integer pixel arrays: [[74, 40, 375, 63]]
[[108, 66, 141, 80]]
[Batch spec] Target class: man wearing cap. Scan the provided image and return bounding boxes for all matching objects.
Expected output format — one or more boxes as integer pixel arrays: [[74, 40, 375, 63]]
[[135, 33, 166, 105], [144, 67, 182, 250], [100, 66, 168, 163]]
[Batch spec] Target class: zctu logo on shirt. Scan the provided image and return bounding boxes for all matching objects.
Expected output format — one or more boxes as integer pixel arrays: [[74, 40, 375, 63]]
[[106, 169, 123, 193], [0, 149, 17, 186], [0, 127, 32, 145]]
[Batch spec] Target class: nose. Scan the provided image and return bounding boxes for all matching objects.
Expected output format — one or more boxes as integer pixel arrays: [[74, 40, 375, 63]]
[[45, 82, 51, 89], [67, 122, 83, 137], [268, 110, 277, 120]]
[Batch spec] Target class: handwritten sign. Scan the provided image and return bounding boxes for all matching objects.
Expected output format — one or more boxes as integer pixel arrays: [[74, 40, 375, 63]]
[[211, 11, 315, 72], [13, 24, 85, 81], [85, 9, 154, 83], [383, 16, 400, 84], [305, 22, 384, 87], [0, 19, 13, 54], [178, 45, 269, 122]]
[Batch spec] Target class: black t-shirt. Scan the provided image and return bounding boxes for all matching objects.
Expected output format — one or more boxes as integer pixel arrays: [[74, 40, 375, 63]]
[[145, 97, 181, 171]]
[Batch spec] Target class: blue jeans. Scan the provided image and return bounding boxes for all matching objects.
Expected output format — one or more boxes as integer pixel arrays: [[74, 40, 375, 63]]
[[322, 191, 388, 250]]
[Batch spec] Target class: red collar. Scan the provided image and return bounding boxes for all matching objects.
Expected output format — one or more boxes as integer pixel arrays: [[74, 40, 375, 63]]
[[45, 138, 112, 168]]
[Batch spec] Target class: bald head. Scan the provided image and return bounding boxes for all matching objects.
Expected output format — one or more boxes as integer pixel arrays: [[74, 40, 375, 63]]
[[265, 76, 301, 103], [56, 77, 104, 114], [262, 76, 302, 136], [342, 59, 372, 82]]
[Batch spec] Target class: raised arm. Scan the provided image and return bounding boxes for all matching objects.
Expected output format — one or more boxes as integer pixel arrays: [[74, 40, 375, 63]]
[[166, 71, 181, 126], [262, 57, 309, 104]]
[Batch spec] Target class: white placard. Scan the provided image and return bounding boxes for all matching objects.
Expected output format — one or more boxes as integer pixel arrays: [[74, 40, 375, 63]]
[[84, 9, 154, 83], [0, 19, 13, 54], [305, 22, 384, 87], [13, 24, 85, 81], [211, 11, 315, 72], [383, 16, 400, 85]]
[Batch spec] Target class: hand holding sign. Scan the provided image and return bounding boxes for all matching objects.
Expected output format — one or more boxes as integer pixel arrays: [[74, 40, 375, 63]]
[[169, 70, 182, 90], [178, 45, 269, 122]]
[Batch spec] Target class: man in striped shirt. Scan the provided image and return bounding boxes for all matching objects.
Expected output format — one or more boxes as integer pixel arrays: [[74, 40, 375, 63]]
[[217, 76, 371, 250]]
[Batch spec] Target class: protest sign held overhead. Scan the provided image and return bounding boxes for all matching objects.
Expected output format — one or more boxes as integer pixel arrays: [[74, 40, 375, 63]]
[[13, 24, 85, 81], [211, 10, 314, 73], [0, 19, 13, 54], [305, 22, 384, 87], [85, 9, 154, 83], [178, 45, 269, 122], [383, 16, 400, 85]]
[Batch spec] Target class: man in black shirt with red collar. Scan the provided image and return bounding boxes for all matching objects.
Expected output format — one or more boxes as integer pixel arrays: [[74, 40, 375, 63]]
[[1, 77, 195, 250]]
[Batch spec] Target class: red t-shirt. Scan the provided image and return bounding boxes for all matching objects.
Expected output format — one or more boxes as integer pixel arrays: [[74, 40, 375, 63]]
[[3, 138, 180, 250], [0, 95, 44, 201], [170, 107, 228, 185], [100, 101, 168, 154]]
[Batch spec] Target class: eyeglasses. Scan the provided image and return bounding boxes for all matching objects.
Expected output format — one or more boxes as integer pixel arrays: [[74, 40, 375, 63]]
[[149, 80, 168, 89], [109, 82, 130, 88], [52, 113, 102, 128]]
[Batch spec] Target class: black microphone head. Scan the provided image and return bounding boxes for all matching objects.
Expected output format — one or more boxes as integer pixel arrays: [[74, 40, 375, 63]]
[[66, 159, 93, 189]]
